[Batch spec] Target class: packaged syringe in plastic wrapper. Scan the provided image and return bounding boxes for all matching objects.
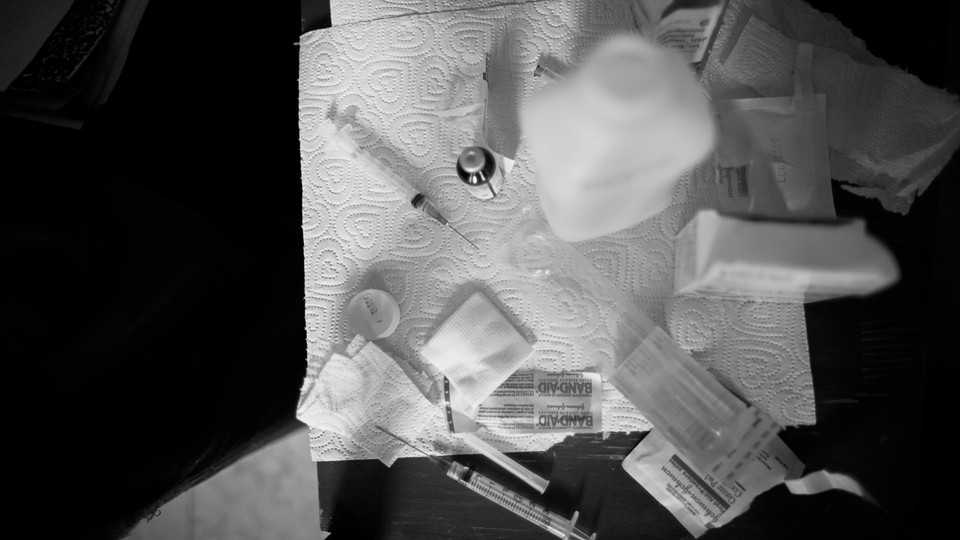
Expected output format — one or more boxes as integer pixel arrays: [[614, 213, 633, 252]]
[[496, 210, 780, 485], [610, 330, 780, 484]]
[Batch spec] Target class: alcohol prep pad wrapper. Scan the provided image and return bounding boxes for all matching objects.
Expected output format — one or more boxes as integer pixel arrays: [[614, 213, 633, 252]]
[[622, 429, 803, 538], [623, 429, 876, 537], [444, 370, 602, 434]]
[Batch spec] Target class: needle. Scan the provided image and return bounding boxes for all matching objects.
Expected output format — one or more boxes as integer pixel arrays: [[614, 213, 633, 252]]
[[410, 193, 479, 249], [448, 224, 479, 250], [375, 426, 450, 468], [322, 124, 479, 250]]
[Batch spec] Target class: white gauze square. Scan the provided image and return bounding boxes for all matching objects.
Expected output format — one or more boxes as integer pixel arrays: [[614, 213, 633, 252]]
[[420, 291, 534, 407]]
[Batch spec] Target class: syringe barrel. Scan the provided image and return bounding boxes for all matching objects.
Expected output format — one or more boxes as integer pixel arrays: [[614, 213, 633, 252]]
[[446, 462, 593, 539], [323, 124, 419, 201]]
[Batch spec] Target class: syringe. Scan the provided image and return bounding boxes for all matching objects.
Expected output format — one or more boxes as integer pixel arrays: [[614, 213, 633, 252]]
[[377, 427, 596, 540], [410, 193, 477, 249], [322, 122, 478, 249], [533, 63, 565, 82]]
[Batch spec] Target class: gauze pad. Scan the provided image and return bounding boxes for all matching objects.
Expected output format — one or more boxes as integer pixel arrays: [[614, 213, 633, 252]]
[[623, 428, 876, 537], [420, 291, 534, 407]]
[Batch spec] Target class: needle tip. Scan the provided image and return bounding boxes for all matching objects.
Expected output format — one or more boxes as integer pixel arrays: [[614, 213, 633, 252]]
[[449, 225, 479, 249]]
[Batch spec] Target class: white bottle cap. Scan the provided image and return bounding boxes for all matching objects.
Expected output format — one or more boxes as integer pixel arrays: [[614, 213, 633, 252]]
[[346, 289, 401, 340]]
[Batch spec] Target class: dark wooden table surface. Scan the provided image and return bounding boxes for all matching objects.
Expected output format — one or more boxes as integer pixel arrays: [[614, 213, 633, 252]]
[[314, 3, 956, 539]]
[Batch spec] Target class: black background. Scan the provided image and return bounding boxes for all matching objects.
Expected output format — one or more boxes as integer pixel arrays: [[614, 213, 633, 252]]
[[2, 1, 954, 539]]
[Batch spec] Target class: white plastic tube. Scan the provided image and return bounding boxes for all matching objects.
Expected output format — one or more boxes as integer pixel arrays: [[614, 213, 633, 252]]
[[320, 121, 419, 201], [462, 433, 549, 494]]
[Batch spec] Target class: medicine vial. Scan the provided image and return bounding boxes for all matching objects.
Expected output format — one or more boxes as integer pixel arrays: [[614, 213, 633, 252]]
[[456, 146, 503, 200], [345, 289, 400, 340]]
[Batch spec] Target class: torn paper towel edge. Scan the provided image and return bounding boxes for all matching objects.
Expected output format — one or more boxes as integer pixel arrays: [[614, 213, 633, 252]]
[[718, 14, 960, 214], [296, 336, 438, 466], [747, 18, 959, 212], [297, 339, 345, 415], [702, 0, 960, 215]]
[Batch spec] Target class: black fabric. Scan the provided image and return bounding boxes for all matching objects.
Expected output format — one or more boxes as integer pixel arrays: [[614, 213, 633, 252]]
[[4, 1, 305, 538]]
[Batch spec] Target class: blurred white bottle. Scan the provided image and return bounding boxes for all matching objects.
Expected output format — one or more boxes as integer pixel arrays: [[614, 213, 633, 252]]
[[521, 34, 715, 242]]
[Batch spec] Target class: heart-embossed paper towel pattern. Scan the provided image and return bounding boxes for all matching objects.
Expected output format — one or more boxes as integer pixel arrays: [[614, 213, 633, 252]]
[[335, 0, 960, 215], [297, 337, 437, 465], [298, 0, 814, 462]]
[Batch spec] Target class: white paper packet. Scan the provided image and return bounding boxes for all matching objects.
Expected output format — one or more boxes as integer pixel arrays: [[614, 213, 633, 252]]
[[704, 8, 960, 214], [631, 0, 730, 73], [623, 429, 803, 537], [623, 428, 877, 537], [714, 43, 835, 219]]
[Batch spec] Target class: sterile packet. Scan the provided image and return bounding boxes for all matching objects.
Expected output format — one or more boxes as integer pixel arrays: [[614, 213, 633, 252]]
[[622, 428, 877, 537], [714, 43, 835, 219], [622, 429, 803, 538], [630, 0, 730, 73], [442, 370, 602, 434]]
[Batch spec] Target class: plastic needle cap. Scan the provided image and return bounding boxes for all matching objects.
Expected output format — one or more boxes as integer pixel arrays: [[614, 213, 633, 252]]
[[462, 433, 549, 493]]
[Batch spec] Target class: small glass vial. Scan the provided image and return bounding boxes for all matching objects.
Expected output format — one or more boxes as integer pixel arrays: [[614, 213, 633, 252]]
[[456, 146, 503, 200]]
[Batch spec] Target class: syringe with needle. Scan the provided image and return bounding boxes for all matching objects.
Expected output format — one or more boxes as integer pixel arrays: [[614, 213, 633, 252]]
[[322, 122, 478, 249], [376, 427, 596, 540]]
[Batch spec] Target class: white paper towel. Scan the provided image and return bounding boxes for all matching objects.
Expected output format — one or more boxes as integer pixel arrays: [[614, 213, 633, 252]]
[[700, 0, 960, 214], [298, 0, 815, 463], [296, 337, 439, 465], [334, 0, 960, 214]]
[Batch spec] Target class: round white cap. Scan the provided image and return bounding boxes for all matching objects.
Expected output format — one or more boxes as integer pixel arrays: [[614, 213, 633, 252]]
[[346, 289, 400, 340]]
